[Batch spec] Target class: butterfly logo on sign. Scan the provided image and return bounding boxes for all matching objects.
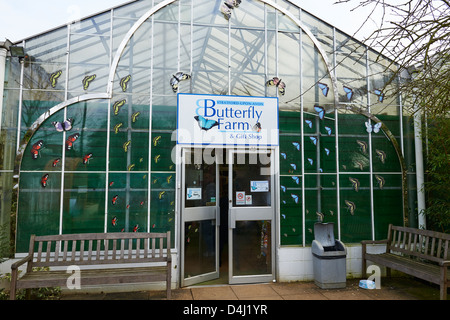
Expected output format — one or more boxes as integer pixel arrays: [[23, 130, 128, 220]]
[[194, 115, 219, 131]]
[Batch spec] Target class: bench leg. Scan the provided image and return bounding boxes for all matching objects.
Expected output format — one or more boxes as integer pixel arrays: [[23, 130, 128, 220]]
[[440, 267, 447, 300]]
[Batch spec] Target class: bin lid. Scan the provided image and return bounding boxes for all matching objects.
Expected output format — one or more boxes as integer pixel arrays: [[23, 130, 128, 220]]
[[314, 223, 335, 247]]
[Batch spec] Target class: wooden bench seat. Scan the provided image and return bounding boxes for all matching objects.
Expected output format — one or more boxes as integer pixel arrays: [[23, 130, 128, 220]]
[[10, 232, 172, 300], [362, 225, 449, 300]]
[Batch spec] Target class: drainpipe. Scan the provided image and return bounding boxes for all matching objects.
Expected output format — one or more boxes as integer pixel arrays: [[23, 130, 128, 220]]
[[0, 45, 8, 132], [414, 105, 426, 229]]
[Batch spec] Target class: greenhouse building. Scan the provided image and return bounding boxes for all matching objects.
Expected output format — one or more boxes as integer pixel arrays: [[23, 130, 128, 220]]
[[0, 0, 421, 289]]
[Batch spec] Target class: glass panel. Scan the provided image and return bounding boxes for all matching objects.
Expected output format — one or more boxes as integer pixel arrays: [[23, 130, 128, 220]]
[[233, 220, 271, 276], [232, 152, 271, 207], [62, 173, 106, 234], [185, 149, 216, 208], [184, 220, 216, 279]]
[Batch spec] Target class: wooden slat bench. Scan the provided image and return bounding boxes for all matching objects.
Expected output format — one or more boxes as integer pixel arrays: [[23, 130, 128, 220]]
[[10, 232, 171, 300], [362, 224, 449, 300]]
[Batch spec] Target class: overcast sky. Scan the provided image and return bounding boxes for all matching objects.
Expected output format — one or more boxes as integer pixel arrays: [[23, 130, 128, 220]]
[[0, 0, 381, 43]]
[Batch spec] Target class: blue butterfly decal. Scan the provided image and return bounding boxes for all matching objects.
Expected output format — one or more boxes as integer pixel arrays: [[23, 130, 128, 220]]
[[292, 176, 300, 184], [343, 86, 353, 101], [292, 142, 300, 151], [194, 116, 219, 131], [374, 89, 384, 102], [324, 126, 332, 136], [318, 82, 329, 97], [290, 163, 297, 170], [281, 185, 286, 192], [291, 194, 299, 204], [310, 137, 317, 146], [280, 152, 287, 160], [307, 158, 313, 166], [314, 105, 325, 120], [365, 121, 382, 133], [305, 120, 313, 129], [324, 148, 330, 156]]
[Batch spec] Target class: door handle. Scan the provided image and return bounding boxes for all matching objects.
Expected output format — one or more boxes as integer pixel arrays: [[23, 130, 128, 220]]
[[229, 208, 236, 229]]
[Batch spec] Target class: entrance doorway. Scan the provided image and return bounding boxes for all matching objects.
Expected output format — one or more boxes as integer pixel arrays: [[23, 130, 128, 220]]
[[180, 148, 276, 287]]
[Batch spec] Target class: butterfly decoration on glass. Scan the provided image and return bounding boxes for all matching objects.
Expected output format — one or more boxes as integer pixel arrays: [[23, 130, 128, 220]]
[[318, 82, 329, 97], [131, 111, 140, 123], [345, 200, 356, 215], [343, 86, 353, 101], [292, 142, 300, 151], [349, 177, 360, 192], [324, 126, 332, 136], [52, 158, 61, 167], [31, 140, 44, 160], [281, 185, 286, 192], [120, 75, 131, 92], [291, 194, 299, 204], [365, 121, 382, 133], [307, 158, 314, 166], [220, 0, 241, 20], [314, 105, 325, 120], [49, 70, 62, 88], [310, 136, 318, 146], [52, 118, 73, 132], [266, 77, 286, 96], [356, 140, 368, 154], [112, 195, 119, 205], [41, 174, 49, 188], [123, 140, 131, 153], [65, 133, 79, 151], [290, 163, 297, 171], [82, 74, 96, 90], [375, 175, 385, 190], [324, 148, 330, 156], [305, 119, 313, 129], [280, 152, 287, 160], [83, 153, 93, 165], [376, 149, 386, 164], [113, 99, 126, 116], [374, 89, 384, 102], [114, 123, 123, 134], [292, 176, 300, 184], [170, 72, 191, 93], [194, 115, 219, 131]]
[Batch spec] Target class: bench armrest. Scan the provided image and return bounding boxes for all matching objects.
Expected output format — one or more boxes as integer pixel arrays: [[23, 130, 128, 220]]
[[361, 240, 388, 246], [440, 260, 450, 267], [11, 255, 33, 271]]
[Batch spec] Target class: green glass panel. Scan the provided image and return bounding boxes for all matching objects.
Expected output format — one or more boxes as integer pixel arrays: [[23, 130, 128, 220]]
[[150, 189, 175, 233], [279, 111, 300, 134], [279, 135, 301, 175], [108, 173, 148, 233], [339, 174, 372, 242], [152, 105, 177, 131], [373, 174, 403, 239], [280, 176, 302, 245], [338, 137, 370, 173], [62, 173, 106, 234], [304, 175, 338, 244], [372, 136, 401, 172], [65, 100, 108, 171], [151, 132, 176, 171], [16, 172, 61, 252]]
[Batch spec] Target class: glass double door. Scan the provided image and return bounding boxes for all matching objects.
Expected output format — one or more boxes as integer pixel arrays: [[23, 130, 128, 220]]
[[181, 148, 275, 287]]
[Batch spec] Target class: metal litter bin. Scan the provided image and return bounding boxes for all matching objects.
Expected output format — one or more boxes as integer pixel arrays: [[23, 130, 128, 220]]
[[312, 222, 347, 289]]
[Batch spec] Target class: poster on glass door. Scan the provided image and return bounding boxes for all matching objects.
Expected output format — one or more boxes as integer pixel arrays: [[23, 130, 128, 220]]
[[177, 94, 279, 147]]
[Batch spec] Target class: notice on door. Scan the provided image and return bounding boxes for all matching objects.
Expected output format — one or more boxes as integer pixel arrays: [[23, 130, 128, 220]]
[[187, 188, 202, 200], [236, 191, 246, 205], [250, 181, 269, 192]]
